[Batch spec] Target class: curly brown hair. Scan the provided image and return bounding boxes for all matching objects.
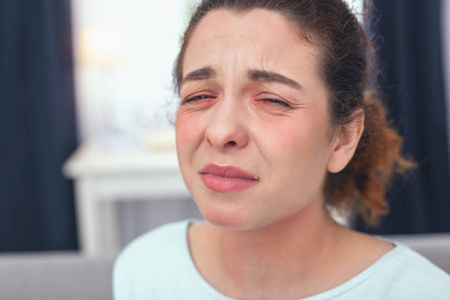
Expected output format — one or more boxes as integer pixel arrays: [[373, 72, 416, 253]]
[[173, 0, 414, 226]]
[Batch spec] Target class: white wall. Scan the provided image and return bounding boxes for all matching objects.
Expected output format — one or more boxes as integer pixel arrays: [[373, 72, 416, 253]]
[[72, 0, 197, 144]]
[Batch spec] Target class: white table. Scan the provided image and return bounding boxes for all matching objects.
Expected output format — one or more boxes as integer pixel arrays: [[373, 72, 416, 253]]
[[63, 141, 189, 255]]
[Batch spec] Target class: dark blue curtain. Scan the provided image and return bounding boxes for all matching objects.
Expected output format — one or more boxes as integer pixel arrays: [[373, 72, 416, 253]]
[[356, 0, 450, 234], [0, 0, 78, 251]]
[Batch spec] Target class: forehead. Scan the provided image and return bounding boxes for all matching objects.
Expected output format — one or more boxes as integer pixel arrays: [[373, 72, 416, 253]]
[[191, 9, 300, 45], [182, 9, 321, 83]]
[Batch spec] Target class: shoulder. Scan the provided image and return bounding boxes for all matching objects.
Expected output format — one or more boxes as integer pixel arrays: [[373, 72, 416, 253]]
[[115, 219, 189, 266], [325, 243, 450, 300], [113, 220, 194, 299], [124, 219, 189, 251], [372, 244, 450, 299]]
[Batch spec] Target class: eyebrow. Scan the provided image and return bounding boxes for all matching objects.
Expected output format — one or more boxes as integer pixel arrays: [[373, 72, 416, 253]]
[[247, 69, 302, 90], [181, 67, 302, 90], [182, 67, 216, 85]]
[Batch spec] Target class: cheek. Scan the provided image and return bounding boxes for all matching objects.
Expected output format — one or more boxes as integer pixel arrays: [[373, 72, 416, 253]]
[[254, 116, 326, 156], [176, 114, 197, 174], [254, 113, 332, 180], [175, 112, 204, 152]]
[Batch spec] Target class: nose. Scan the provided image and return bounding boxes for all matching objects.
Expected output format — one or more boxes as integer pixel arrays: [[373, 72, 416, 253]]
[[204, 99, 249, 150]]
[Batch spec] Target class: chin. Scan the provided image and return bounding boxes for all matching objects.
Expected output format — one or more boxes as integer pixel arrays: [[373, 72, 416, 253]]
[[195, 199, 261, 230], [200, 204, 244, 229], [188, 186, 278, 231], [198, 201, 278, 231]]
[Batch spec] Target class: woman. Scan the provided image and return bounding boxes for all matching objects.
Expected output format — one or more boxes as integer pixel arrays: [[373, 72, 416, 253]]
[[114, 0, 450, 299]]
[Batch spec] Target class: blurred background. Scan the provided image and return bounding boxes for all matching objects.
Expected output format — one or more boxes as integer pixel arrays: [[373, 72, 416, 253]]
[[1, 1, 450, 299], [0, 0, 449, 255]]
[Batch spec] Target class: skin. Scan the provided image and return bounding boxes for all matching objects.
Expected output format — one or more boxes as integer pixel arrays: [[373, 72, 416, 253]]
[[176, 9, 393, 300]]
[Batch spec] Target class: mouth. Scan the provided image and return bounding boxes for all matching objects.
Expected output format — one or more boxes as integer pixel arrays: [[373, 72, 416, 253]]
[[199, 164, 258, 192]]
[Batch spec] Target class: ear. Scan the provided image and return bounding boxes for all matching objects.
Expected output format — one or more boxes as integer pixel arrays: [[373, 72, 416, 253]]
[[327, 110, 365, 173]]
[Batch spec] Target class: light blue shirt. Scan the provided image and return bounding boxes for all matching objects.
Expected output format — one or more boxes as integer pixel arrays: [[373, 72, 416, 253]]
[[114, 220, 450, 299]]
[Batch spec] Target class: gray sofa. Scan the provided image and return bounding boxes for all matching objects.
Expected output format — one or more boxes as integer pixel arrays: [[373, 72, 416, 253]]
[[0, 252, 116, 300], [0, 234, 449, 300]]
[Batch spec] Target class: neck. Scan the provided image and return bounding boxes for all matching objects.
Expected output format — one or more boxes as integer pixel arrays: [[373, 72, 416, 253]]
[[214, 200, 346, 299]]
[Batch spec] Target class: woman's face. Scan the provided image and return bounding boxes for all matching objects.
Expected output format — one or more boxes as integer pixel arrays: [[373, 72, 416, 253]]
[[176, 9, 338, 230]]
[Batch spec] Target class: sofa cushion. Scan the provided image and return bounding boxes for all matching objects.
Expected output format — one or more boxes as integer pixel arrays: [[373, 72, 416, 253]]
[[0, 252, 116, 300]]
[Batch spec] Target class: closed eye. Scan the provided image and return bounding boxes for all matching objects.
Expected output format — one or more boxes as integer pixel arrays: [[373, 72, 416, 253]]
[[259, 98, 291, 107], [183, 94, 216, 104]]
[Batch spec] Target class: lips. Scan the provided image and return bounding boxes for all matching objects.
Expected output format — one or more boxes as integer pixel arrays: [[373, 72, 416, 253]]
[[200, 164, 258, 192]]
